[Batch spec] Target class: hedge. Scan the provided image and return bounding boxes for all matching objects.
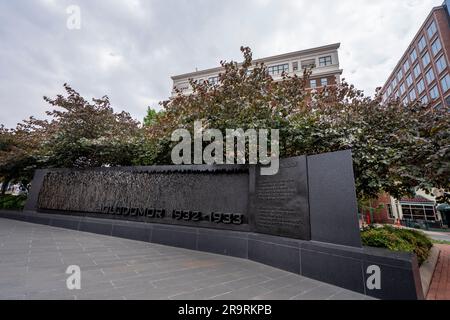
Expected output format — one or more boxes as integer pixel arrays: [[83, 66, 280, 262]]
[[361, 225, 433, 265], [0, 195, 27, 210]]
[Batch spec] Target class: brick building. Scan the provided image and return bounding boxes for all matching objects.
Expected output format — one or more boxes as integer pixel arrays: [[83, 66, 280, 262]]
[[364, 2, 449, 227], [381, 1, 450, 109]]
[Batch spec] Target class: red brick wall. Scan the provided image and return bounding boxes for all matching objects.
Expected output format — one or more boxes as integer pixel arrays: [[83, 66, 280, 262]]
[[360, 193, 395, 224]]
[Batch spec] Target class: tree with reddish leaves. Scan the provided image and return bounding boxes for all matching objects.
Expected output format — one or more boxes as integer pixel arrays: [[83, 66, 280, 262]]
[[0, 84, 144, 190], [147, 47, 449, 202]]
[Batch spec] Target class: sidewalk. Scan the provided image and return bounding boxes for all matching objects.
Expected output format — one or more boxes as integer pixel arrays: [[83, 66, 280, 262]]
[[427, 244, 450, 300], [0, 218, 370, 300]]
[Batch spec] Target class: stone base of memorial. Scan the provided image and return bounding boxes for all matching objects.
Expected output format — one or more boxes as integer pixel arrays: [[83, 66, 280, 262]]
[[0, 150, 423, 300]]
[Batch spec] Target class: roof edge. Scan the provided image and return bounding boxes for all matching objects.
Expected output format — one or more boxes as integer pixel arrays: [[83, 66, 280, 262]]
[[171, 43, 341, 81]]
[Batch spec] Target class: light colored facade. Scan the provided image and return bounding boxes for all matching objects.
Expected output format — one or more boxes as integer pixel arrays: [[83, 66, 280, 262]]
[[171, 43, 343, 96], [381, 2, 450, 109]]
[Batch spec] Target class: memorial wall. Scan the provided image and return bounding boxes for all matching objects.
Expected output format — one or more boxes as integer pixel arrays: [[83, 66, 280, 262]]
[[14, 150, 423, 299], [35, 156, 311, 240]]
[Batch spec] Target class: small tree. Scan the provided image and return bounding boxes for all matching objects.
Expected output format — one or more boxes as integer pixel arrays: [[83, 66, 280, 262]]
[[143, 107, 160, 127], [38, 84, 143, 168], [0, 84, 145, 187]]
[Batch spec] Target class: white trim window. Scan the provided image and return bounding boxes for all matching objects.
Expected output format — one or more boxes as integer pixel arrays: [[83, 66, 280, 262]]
[[318, 56, 332, 67], [267, 63, 289, 76]]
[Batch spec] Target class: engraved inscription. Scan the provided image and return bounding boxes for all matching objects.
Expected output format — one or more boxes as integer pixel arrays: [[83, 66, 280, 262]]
[[256, 180, 296, 201], [256, 207, 304, 228], [252, 156, 310, 240]]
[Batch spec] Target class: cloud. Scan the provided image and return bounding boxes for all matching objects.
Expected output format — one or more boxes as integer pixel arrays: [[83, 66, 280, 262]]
[[0, 0, 442, 128]]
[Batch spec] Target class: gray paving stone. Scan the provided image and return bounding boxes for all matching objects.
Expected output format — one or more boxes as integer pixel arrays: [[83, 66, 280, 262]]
[[292, 284, 342, 300], [212, 285, 272, 300], [169, 284, 234, 300], [0, 218, 369, 300]]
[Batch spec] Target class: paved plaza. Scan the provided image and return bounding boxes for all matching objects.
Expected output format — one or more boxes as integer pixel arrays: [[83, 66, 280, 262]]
[[0, 218, 371, 300]]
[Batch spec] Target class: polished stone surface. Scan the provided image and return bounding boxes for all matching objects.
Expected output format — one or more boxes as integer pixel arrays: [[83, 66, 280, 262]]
[[0, 218, 371, 300]]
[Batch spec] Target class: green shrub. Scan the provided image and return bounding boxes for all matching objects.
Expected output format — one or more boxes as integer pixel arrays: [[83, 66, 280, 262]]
[[361, 225, 433, 265], [0, 195, 27, 210]]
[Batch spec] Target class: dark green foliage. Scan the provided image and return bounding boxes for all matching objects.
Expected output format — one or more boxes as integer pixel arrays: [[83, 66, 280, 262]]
[[0, 195, 27, 210], [361, 225, 433, 265]]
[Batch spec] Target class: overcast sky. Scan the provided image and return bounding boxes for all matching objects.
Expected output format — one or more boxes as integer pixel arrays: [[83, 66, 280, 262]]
[[0, 0, 443, 128]]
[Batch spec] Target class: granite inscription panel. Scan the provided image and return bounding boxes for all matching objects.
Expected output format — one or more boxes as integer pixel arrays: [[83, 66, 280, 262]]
[[251, 156, 310, 240]]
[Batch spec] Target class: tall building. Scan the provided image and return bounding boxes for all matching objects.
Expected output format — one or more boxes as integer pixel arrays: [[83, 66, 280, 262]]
[[381, 1, 450, 109], [369, 2, 450, 228], [171, 43, 343, 96]]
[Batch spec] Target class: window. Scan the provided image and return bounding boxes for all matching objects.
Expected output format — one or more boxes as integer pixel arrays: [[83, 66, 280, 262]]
[[431, 38, 442, 56], [425, 68, 435, 85], [267, 63, 289, 76], [417, 79, 425, 94], [436, 55, 447, 74], [410, 49, 418, 62], [406, 74, 413, 87], [409, 89, 417, 101], [399, 83, 406, 95], [418, 36, 427, 52], [397, 69, 403, 81], [387, 86, 392, 96], [208, 76, 220, 85], [394, 90, 399, 98], [421, 95, 429, 104], [403, 97, 409, 105], [403, 60, 410, 72], [441, 74, 450, 92], [422, 52, 431, 67], [387, 204, 394, 219], [413, 64, 421, 79], [292, 61, 298, 71], [301, 59, 315, 69], [435, 102, 443, 110], [430, 85, 439, 99], [392, 78, 397, 88], [320, 78, 328, 86], [310, 79, 317, 88], [175, 82, 189, 92], [401, 204, 436, 221], [427, 21, 437, 39], [446, 95, 450, 107], [318, 56, 332, 67]]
